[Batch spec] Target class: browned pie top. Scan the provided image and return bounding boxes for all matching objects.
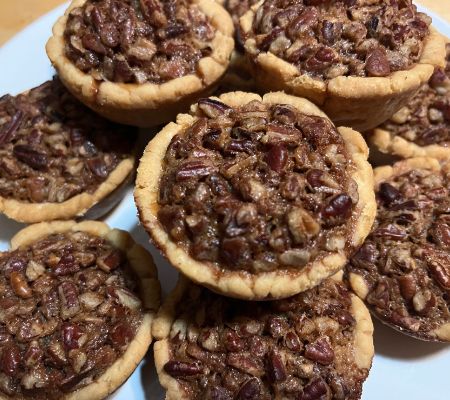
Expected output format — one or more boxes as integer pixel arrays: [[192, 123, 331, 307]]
[[379, 43, 450, 147], [347, 167, 450, 340], [0, 78, 136, 204], [0, 231, 144, 399], [245, 0, 431, 80], [163, 279, 369, 399], [157, 98, 358, 274], [64, 0, 216, 84]]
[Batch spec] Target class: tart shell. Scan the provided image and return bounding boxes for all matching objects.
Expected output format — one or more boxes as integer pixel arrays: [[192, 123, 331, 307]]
[[240, 2, 446, 132], [348, 157, 450, 342], [0, 155, 134, 224], [370, 126, 450, 161], [152, 273, 375, 399], [1, 220, 161, 400], [46, 0, 235, 127], [135, 91, 376, 300]]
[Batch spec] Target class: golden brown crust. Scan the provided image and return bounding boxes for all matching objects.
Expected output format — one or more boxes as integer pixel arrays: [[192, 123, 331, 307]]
[[135, 91, 376, 300], [152, 275, 374, 399], [0, 157, 134, 223], [370, 127, 450, 161], [240, 2, 446, 132], [46, 0, 234, 127], [349, 158, 450, 342], [6, 220, 161, 400]]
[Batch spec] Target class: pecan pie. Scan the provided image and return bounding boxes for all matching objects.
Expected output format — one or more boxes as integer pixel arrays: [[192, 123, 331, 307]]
[[0, 220, 160, 399], [346, 157, 450, 342], [240, 0, 446, 131], [371, 43, 450, 161], [0, 79, 136, 223], [46, 0, 234, 127], [135, 91, 376, 300], [153, 274, 374, 399]]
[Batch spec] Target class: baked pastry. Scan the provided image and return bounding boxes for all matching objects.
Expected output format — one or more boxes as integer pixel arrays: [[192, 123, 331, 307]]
[[0, 79, 136, 223], [135, 91, 376, 300], [0, 220, 160, 399], [240, 0, 446, 131], [153, 273, 374, 399], [347, 157, 450, 342], [371, 43, 450, 161], [46, 0, 234, 127]]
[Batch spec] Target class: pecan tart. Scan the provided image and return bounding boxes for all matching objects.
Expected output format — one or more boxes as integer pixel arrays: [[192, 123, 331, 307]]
[[153, 273, 374, 399], [0, 79, 137, 223], [240, 0, 446, 131], [371, 43, 450, 161], [0, 220, 160, 399], [46, 0, 234, 127], [135, 91, 376, 300], [347, 157, 450, 342]]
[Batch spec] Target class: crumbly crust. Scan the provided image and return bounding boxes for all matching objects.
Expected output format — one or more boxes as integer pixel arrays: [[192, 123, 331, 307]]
[[46, 0, 234, 127], [347, 158, 450, 342], [239, 1, 446, 131], [152, 274, 374, 399], [135, 91, 376, 300], [0, 220, 160, 400]]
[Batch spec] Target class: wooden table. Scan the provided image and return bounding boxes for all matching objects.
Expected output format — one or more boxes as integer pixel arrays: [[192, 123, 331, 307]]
[[0, 0, 449, 46]]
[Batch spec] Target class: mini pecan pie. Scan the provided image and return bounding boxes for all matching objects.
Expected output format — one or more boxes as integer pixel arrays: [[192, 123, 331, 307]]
[[135, 91, 376, 299], [0, 78, 137, 223], [347, 157, 450, 342], [371, 43, 450, 161], [46, 0, 234, 127], [240, 0, 446, 131], [152, 274, 374, 399], [0, 220, 160, 399]]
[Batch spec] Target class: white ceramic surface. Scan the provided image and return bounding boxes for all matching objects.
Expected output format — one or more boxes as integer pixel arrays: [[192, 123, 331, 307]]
[[0, 3, 449, 399]]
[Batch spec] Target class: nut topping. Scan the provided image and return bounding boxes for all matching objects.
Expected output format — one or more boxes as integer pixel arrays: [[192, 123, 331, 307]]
[[158, 99, 357, 274], [162, 279, 370, 399], [245, 0, 430, 80], [347, 164, 450, 340], [0, 231, 145, 398], [0, 78, 136, 205]]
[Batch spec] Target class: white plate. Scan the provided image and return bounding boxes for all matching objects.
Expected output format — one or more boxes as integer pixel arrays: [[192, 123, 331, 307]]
[[0, 4, 449, 399]]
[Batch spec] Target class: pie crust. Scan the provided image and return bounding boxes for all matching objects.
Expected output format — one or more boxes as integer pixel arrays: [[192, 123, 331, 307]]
[[0, 220, 161, 400], [239, 2, 446, 132], [0, 82, 136, 224], [46, 0, 234, 127], [347, 157, 450, 342], [152, 272, 374, 400], [135, 91, 376, 300]]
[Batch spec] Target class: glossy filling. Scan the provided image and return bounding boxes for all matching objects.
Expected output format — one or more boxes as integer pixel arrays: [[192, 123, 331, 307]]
[[158, 98, 357, 273], [347, 167, 450, 339], [64, 0, 216, 83], [164, 279, 370, 399], [380, 43, 450, 146], [246, 0, 431, 80], [0, 231, 144, 399], [0, 79, 135, 204]]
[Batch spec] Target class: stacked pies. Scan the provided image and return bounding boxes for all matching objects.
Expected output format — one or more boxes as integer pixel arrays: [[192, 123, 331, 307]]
[[1, 0, 450, 398]]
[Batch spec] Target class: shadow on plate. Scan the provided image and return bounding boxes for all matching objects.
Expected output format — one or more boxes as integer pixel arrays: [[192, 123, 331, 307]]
[[129, 223, 179, 297], [0, 214, 26, 247], [141, 345, 165, 399], [374, 318, 448, 359]]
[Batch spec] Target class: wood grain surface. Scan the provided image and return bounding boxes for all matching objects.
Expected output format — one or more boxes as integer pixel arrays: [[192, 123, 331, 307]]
[[0, 0, 449, 45]]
